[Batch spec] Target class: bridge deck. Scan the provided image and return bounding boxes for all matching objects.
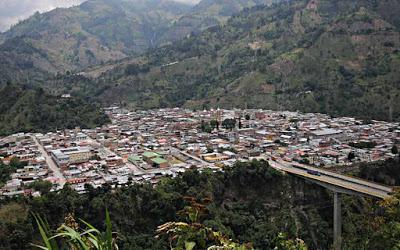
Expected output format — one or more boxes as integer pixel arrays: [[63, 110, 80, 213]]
[[269, 160, 393, 199]]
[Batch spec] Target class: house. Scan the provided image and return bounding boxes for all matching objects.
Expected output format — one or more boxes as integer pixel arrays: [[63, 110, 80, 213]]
[[150, 157, 169, 168], [310, 129, 345, 141], [51, 147, 93, 168]]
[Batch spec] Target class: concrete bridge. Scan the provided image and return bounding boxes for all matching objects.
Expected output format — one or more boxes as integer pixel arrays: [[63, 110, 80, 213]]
[[268, 160, 393, 250]]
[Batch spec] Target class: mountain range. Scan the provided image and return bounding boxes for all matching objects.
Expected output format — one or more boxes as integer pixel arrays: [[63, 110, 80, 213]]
[[1, 0, 400, 122], [0, 0, 277, 80]]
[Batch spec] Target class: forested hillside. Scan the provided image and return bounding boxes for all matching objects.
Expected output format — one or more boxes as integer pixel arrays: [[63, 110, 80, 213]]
[[0, 84, 109, 135], [1, 160, 397, 250], [66, 0, 400, 121], [0, 0, 191, 79], [0, 0, 276, 83], [2, 0, 400, 121], [159, 0, 285, 43]]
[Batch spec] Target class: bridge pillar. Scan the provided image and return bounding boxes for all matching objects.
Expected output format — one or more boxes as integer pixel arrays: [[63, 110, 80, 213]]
[[333, 192, 342, 250]]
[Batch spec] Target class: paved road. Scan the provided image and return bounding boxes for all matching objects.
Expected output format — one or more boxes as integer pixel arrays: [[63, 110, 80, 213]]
[[31, 135, 66, 187], [289, 161, 393, 193], [172, 147, 214, 167], [268, 160, 392, 199]]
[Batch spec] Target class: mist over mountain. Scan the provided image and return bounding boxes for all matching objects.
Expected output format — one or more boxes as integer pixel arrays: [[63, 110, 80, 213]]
[[0, 0, 203, 32], [0, 0, 86, 32]]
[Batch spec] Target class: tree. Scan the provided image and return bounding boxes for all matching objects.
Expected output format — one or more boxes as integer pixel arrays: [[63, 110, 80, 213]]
[[9, 157, 27, 169], [369, 191, 400, 249], [274, 233, 307, 250], [156, 197, 253, 250], [210, 120, 219, 131], [348, 152, 356, 161], [391, 145, 398, 155], [200, 120, 206, 132], [222, 119, 236, 130], [245, 114, 250, 120], [29, 180, 53, 195], [0, 160, 16, 187], [199, 121, 212, 133]]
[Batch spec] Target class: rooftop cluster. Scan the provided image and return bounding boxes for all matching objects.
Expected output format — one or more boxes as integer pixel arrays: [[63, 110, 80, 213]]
[[1, 107, 399, 196]]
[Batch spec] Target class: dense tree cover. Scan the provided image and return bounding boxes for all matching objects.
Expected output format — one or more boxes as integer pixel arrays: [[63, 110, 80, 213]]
[[28, 180, 53, 195], [156, 197, 255, 250], [0, 160, 397, 249], [358, 157, 400, 186], [222, 119, 237, 130], [0, 0, 192, 79], [0, 83, 110, 135], [0, 161, 16, 188], [0, 0, 274, 82]]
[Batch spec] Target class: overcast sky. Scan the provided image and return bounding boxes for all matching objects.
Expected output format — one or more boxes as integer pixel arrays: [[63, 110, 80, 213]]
[[0, 0, 201, 32]]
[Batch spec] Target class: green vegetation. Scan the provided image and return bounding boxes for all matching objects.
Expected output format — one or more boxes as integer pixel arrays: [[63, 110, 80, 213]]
[[347, 152, 356, 161], [156, 197, 254, 250], [0, 160, 398, 249], [0, 0, 272, 82], [0, 157, 28, 187], [29, 180, 53, 195], [358, 158, 400, 186], [349, 141, 377, 149], [0, 83, 110, 135], [0, 0, 192, 75], [2, 0, 400, 121], [62, 0, 400, 121], [222, 118, 237, 130], [391, 145, 398, 155], [0, 160, 16, 187], [33, 211, 117, 250]]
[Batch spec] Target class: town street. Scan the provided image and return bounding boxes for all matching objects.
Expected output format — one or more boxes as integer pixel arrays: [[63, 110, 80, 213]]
[[31, 135, 66, 187]]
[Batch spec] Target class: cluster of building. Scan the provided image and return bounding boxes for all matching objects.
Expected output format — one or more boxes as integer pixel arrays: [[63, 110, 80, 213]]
[[0, 134, 52, 196], [1, 107, 399, 196]]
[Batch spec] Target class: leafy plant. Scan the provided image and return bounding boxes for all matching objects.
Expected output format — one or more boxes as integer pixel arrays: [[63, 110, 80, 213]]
[[32, 210, 118, 250], [156, 197, 253, 250]]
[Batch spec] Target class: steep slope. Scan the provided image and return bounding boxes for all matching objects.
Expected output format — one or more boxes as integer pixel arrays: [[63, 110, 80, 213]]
[[159, 0, 285, 44], [0, 84, 109, 135], [76, 0, 400, 121], [0, 0, 276, 78], [0, 37, 53, 84], [0, 0, 192, 75]]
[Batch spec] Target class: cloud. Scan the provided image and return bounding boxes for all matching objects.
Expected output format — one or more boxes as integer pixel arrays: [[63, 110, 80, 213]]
[[174, 0, 201, 3], [0, 0, 86, 32]]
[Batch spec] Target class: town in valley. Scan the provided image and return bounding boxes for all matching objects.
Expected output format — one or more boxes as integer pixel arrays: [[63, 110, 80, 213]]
[[1, 107, 399, 196]]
